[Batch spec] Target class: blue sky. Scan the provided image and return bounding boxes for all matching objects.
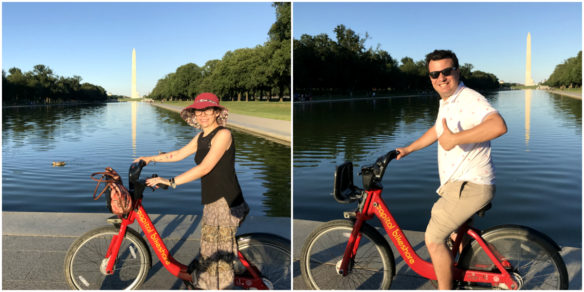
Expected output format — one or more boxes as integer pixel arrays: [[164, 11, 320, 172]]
[[2, 2, 276, 96], [294, 2, 582, 84]]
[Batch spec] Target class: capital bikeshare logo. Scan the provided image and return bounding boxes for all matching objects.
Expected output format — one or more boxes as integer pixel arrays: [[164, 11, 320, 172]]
[[137, 209, 171, 265], [374, 203, 415, 264]]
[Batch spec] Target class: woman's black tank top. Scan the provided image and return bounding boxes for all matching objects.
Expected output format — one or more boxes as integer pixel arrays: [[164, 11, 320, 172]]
[[194, 126, 243, 206]]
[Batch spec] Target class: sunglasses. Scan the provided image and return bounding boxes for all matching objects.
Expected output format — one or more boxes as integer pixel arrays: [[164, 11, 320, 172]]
[[194, 108, 216, 116], [429, 67, 457, 79]]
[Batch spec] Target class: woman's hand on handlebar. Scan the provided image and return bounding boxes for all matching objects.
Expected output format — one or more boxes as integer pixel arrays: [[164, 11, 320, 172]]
[[395, 147, 410, 160], [133, 156, 152, 165], [146, 176, 169, 188]]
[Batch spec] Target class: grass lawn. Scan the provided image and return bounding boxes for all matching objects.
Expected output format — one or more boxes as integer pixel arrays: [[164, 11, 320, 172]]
[[164, 100, 290, 121]]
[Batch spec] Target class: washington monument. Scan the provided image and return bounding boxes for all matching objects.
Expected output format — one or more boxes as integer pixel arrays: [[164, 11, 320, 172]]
[[525, 32, 535, 86], [131, 48, 139, 98]]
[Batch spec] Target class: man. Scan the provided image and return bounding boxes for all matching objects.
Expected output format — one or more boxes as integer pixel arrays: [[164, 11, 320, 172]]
[[396, 50, 507, 289]]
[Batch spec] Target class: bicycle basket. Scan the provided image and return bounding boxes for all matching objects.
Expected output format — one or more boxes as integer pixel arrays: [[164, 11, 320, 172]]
[[333, 162, 360, 203]]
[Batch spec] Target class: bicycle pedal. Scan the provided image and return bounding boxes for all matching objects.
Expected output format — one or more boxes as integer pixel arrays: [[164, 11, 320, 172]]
[[107, 217, 122, 224], [343, 211, 356, 219]]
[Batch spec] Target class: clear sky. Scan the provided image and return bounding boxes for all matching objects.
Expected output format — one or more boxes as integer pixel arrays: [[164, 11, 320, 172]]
[[2, 2, 276, 96], [293, 2, 582, 85]]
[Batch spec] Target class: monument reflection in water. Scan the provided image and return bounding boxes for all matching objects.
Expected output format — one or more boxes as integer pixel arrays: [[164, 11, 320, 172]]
[[132, 101, 138, 155], [525, 90, 531, 147]]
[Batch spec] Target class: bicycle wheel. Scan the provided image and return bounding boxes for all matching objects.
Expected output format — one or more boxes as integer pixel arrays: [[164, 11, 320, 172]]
[[458, 225, 569, 289], [64, 226, 152, 290], [300, 219, 395, 289], [236, 233, 291, 289]]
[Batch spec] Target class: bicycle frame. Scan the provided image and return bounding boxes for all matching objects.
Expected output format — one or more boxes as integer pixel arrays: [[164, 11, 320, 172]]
[[339, 189, 519, 289], [102, 199, 269, 289]]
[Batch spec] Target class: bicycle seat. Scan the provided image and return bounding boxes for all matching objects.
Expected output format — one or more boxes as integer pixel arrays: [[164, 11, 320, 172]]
[[476, 202, 492, 217]]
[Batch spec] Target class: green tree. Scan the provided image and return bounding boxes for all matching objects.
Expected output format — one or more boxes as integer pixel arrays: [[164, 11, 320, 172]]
[[334, 24, 367, 53], [546, 51, 582, 88], [465, 70, 499, 89], [267, 2, 291, 101], [459, 63, 474, 81], [269, 2, 291, 42], [172, 63, 204, 99], [293, 24, 501, 96], [398, 57, 427, 90], [198, 59, 221, 93], [2, 65, 107, 105], [293, 33, 337, 94], [147, 2, 291, 102]]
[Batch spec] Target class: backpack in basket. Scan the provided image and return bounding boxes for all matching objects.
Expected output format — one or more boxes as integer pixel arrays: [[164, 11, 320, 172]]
[[91, 167, 133, 216]]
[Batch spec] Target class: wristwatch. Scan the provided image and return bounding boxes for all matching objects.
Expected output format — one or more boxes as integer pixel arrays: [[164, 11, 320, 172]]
[[169, 177, 176, 189]]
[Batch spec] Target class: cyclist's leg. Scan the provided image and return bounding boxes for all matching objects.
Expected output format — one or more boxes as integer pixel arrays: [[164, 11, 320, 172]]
[[426, 237, 453, 289], [196, 198, 248, 290], [426, 181, 494, 289]]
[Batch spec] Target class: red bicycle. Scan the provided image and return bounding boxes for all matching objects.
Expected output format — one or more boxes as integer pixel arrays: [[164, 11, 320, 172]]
[[64, 160, 291, 290], [300, 150, 568, 289]]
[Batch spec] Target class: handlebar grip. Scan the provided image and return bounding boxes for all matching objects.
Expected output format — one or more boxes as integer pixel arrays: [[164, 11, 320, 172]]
[[130, 160, 146, 169], [129, 160, 147, 182], [149, 174, 169, 190]]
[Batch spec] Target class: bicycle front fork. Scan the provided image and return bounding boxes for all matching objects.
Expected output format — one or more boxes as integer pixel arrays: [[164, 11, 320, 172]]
[[338, 219, 366, 276], [104, 223, 128, 274]]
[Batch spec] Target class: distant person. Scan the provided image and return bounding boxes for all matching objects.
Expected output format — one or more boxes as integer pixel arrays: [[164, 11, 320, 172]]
[[395, 50, 507, 290], [134, 92, 249, 289]]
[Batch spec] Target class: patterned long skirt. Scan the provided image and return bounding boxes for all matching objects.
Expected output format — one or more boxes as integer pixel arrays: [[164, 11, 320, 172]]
[[195, 198, 249, 289]]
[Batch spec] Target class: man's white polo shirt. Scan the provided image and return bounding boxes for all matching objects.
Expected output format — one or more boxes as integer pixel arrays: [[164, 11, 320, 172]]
[[435, 82, 498, 193]]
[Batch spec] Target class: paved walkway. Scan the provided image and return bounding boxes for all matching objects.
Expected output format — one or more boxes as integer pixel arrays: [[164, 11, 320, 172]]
[[546, 89, 582, 100], [3, 212, 579, 290], [2, 212, 290, 290], [151, 103, 291, 146]]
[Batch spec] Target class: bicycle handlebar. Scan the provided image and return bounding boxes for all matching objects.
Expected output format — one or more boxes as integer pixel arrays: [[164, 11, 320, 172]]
[[360, 149, 399, 190], [129, 160, 147, 184], [333, 149, 400, 203], [128, 160, 168, 199], [376, 149, 399, 179]]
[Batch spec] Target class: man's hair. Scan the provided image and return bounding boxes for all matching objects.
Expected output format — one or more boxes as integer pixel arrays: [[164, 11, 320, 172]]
[[425, 50, 459, 70]]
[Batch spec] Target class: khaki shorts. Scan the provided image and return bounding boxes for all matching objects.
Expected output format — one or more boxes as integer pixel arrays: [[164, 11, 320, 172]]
[[425, 181, 494, 244]]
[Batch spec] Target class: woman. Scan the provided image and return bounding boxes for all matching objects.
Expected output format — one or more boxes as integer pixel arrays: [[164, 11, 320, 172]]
[[134, 92, 249, 289]]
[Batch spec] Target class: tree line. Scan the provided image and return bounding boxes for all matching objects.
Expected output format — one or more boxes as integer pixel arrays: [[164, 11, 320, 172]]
[[148, 2, 290, 102], [544, 51, 581, 88], [294, 25, 500, 97], [2, 65, 108, 106]]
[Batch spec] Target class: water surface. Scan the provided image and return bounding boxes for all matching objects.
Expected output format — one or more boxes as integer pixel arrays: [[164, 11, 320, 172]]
[[3, 102, 291, 217], [294, 90, 581, 247]]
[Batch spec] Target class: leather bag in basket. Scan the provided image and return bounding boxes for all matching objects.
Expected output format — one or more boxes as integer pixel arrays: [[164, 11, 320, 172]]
[[91, 167, 133, 215]]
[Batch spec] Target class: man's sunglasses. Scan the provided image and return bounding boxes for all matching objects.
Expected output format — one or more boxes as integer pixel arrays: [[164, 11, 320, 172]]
[[429, 67, 457, 79]]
